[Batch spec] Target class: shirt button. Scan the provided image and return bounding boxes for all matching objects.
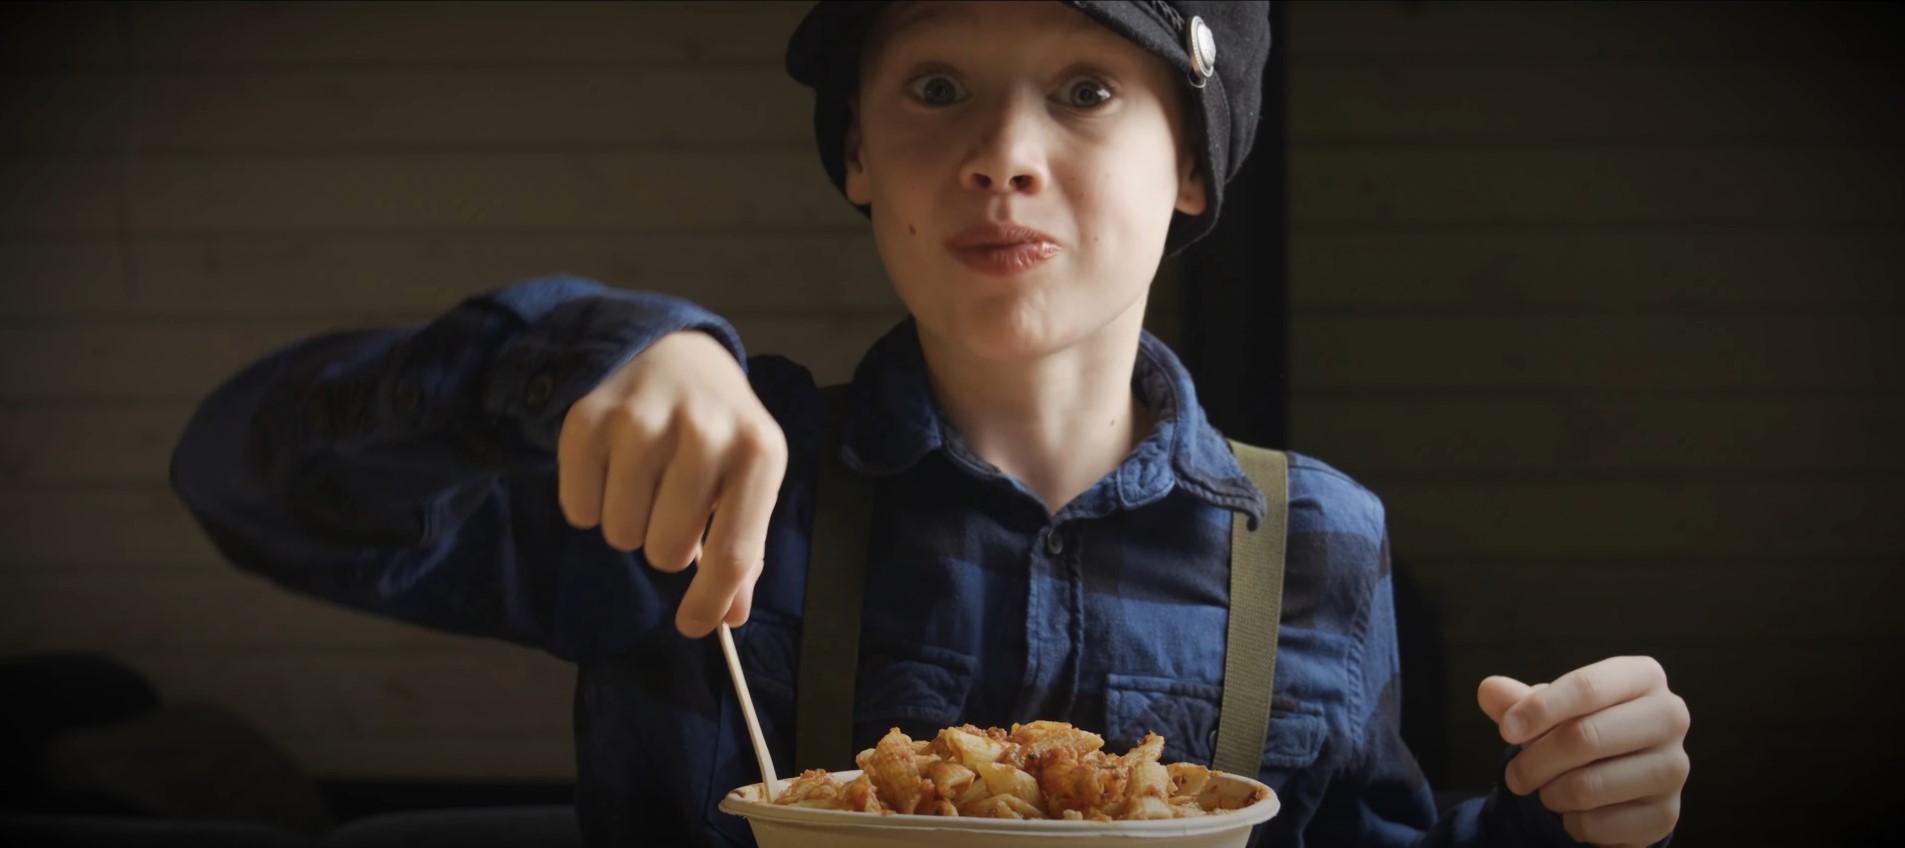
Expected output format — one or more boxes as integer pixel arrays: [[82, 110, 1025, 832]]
[[1045, 531, 1065, 556], [523, 372, 556, 408], [342, 394, 371, 435], [303, 393, 335, 438], [392, 379, 422, 415]]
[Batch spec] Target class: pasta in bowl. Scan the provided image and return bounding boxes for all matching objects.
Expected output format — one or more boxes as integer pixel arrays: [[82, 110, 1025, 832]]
[[719, 721, 1279, 847]]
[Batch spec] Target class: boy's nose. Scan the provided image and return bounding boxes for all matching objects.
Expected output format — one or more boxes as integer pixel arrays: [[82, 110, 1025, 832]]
[[960, 101, 1049, 196], [962, 140, 1045, 192], [967, 172, 1037, 192]]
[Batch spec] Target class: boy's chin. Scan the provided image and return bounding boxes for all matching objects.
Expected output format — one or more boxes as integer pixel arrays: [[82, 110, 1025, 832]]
[[923, 307, 1117, 365]]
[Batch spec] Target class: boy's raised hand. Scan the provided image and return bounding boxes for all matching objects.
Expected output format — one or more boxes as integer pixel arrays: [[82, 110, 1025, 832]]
[[1476, 656, 1691, 848], [556, 330, 789, 638]]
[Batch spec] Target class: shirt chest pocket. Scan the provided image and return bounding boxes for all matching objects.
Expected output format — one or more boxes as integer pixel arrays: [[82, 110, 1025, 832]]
[[852, 641, 977, 743], [741, 615, 977, 753], [737, 611, 800, 707], [1105, 673, 1327, 780]]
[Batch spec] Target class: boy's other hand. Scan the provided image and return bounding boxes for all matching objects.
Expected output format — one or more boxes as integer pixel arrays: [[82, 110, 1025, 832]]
[[556, 330, 788, 639], [1476, 656, 1690, 848]]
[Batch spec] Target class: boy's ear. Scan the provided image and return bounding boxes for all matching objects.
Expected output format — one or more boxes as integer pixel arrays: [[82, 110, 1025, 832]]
[[844, 99, 872, 206], [1175, 158, 1208, 217]]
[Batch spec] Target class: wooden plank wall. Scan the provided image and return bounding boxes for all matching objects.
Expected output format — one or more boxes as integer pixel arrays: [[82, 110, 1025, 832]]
[[0, 0, 911, 782], [1283, 2, 1903, 844]]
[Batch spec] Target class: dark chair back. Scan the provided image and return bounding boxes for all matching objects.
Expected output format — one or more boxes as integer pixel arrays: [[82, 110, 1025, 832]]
[[1390, 557, 1452, 794]]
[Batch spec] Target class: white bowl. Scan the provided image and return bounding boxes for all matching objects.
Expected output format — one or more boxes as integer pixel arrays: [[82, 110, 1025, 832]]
[[719, 769, 1280, 848]]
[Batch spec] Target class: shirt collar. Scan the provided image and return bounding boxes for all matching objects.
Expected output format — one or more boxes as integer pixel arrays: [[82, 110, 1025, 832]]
[[837, 318, 1266, 523]]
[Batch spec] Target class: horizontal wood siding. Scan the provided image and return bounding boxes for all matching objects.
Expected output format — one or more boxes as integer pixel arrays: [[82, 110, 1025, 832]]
[[0, 0, 893, 782], [1285, 2, 1903, 844]]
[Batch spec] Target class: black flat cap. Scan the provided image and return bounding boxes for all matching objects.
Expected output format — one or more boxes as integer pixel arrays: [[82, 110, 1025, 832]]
[[786, 0, 1272, 256]]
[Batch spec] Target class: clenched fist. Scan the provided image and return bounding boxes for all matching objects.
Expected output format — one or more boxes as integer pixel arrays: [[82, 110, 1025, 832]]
[[556, 330, 789, 638], [1478, 656, 1691, 848]]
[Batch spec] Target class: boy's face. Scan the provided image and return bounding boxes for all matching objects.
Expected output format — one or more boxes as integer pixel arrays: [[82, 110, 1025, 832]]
[[845, 1, 1206, 364]]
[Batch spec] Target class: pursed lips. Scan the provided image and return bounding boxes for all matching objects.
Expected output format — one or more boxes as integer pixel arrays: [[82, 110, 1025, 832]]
[[945, 222, 1063, 276]]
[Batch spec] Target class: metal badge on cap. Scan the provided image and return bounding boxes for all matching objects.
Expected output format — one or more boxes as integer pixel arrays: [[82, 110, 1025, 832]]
[[1187, 15, 1217, 88]]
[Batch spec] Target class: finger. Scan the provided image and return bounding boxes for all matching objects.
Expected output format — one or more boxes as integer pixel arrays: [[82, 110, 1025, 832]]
[[1536, 744, 1692, 813], [679, 431, 785, 636], [723, 570, 762, 630], [556, 401, 608, 528], [1477, 676, 1535, 728], [1506, 695, 1685, 796], [596, 413, 672, 552], [1503, 656, 1665, 745], [642, 436, 723, 574], [1560, 794, 1679, 848]]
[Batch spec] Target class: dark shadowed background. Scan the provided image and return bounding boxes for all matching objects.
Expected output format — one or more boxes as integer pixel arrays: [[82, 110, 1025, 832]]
[[2, 2, 1901, 846]]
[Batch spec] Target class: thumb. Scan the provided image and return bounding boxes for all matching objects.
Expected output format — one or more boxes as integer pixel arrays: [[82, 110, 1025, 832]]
[[1477, 675, 1538, 728]]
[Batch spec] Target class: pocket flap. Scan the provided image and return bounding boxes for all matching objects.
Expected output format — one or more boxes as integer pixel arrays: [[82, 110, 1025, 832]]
[[854, 641, 976, 732], [1106, 673, 1326, 771]]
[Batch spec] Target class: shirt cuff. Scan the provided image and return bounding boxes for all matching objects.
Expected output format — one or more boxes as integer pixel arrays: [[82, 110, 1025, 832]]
[[1482, 744, 1674, 848], [478, 276, 747, 452], [1480, 744, 1579, 846]]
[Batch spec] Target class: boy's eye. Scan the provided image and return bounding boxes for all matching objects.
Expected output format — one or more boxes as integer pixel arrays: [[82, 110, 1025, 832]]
[[1061, 78, 1114, 109], [905, 73, 968, 106]]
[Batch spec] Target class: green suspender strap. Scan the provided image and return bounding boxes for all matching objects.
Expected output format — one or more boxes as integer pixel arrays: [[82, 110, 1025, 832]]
[[795, 385, 874, 771], [1212, 440, 1291, 777]]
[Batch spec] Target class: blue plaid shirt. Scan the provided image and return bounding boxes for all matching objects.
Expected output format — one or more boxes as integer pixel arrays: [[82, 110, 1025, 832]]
[[173, 276, 1591, 847]]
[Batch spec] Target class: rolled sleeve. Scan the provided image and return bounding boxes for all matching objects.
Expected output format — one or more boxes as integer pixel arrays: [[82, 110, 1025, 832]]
[[479, 276, 747, 452], [173, 273, 745, 654]]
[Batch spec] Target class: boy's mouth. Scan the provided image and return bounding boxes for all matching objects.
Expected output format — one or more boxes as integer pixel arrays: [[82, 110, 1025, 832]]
[[945, 222, 1063, 277]]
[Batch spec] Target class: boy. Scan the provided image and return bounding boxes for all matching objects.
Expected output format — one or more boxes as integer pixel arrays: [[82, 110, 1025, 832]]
[[170, 2, 1689, 846]]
